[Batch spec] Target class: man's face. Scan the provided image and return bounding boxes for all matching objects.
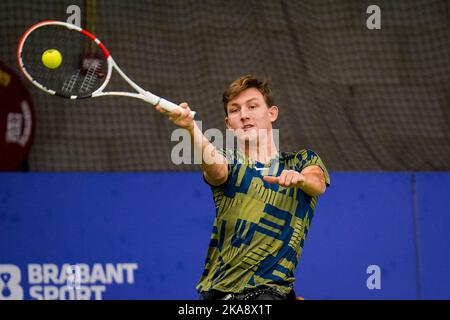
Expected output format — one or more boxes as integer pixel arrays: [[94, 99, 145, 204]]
[[225, 88, 278, 142]]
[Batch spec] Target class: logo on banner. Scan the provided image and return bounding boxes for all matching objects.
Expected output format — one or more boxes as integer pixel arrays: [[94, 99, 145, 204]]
[[0, 265, 24, 300], [0, 263, 138, 300]]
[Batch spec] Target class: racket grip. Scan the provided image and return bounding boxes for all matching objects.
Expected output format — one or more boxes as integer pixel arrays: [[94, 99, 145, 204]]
[[159, 98, 196, 118]]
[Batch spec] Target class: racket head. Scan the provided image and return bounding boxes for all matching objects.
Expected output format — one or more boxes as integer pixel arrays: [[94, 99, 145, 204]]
[[17, 21, 111, 99]]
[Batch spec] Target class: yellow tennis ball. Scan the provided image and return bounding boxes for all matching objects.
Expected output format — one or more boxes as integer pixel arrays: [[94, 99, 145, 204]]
[[42, 49, 62, 69]]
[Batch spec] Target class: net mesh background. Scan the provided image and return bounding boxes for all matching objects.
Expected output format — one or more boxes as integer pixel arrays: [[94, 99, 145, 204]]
[[1, 0, 449, 171]]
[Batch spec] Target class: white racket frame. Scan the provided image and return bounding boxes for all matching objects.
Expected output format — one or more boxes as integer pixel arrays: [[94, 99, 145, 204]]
[[17, 20, 195, 117]]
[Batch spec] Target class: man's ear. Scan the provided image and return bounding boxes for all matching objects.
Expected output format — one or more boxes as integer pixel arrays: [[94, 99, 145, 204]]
[[268, 105, 279, 122], [225, 117, 231, 129]]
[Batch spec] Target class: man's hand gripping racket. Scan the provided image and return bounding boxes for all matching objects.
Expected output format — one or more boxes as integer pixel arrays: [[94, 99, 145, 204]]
[[17, 20, 195, 118]]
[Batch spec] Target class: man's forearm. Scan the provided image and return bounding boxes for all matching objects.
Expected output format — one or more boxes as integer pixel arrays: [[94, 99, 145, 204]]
[[188, 122, 227, 183], [296, 172, 326, 197]]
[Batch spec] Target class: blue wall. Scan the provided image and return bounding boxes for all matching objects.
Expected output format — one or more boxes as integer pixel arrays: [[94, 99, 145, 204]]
[[0, 172, 449, 300]]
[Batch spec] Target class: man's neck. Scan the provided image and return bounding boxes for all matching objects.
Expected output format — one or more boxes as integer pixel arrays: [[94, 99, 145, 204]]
[[242, 136, 279, 164]]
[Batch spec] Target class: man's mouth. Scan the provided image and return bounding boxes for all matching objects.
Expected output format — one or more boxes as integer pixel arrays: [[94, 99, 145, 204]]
[[242, 124, 255, 132]]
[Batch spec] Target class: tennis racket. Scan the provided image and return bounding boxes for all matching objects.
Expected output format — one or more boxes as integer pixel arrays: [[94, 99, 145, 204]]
[[17, 20, 195, 117]]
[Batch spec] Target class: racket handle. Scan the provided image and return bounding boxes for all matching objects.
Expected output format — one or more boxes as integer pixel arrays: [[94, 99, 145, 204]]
[[159, 98, 196, 118]]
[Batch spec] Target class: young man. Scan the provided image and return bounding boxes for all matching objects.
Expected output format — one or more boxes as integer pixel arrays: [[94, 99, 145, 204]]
[[154, 75, 330, 300]]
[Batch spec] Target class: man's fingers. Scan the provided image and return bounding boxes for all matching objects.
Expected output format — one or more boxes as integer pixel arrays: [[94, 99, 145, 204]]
[[263, 176, 278, 184], [168, 110, 182, 122], [278, 170, 288, 186], [285, 173, 294, 187], [155, 104, 172, 116], [154, 104, 164, 113], [172, 108, 182, 117], [172, 108, 190, 120], [177, 103, 193, 118], [263, 170, 302, 187], [155, 103, 190, 118]]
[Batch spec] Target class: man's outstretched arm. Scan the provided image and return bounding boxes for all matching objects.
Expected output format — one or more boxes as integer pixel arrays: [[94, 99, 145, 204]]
[[154, 102, 228, 186]]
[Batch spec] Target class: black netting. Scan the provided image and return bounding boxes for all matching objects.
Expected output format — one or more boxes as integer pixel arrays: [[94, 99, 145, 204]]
[[1, 0, 449, 171]]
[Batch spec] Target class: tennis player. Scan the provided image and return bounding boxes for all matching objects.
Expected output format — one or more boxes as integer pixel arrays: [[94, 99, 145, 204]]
[[154, 75, 330, 300]]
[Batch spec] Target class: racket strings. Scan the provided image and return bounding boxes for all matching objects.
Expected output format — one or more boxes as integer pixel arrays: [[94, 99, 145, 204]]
[[61, 70, 81, 94], [20, 25, 108, 98], [79, 60, 103, 94]]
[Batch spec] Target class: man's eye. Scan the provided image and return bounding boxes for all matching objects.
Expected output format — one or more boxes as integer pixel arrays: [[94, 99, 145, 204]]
[[250, 105, 257, 109], [230, 109, 238, 113]]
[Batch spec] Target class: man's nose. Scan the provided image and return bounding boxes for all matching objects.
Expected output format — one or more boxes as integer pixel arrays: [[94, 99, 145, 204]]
[[240, 107, 250, 120]]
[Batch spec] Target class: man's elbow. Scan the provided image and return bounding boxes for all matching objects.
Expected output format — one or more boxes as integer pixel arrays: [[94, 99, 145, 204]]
[[316, 183, 327, 196], [204, 165, 228, 186], [305, 181, 326, 197]]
